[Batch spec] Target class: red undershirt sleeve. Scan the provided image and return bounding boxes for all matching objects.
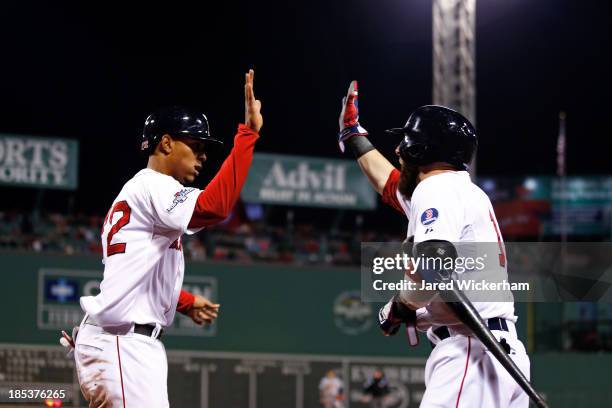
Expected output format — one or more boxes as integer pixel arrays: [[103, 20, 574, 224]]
[[381, 168, 406, 215], [177, 290, 195, 314], [188, 124, 259, 228]]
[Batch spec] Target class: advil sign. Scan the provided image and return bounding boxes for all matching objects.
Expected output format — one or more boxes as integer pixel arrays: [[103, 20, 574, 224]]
[[241, 153, 377, 209], [263, 162, 346, 191]]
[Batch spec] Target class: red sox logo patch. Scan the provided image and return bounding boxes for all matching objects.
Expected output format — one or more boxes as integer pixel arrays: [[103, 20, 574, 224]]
[[420, 208, 439, 226]]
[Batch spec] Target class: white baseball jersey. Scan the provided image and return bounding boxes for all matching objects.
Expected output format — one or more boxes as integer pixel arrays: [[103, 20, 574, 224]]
[[80, 168, 202, 331], [386, 169, 516, 326], [319, 376, 344, 408], [384, 169, 530, 408]]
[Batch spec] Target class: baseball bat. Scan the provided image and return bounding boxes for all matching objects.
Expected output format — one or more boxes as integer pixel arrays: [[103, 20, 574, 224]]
[[440, 285, 549, 408]]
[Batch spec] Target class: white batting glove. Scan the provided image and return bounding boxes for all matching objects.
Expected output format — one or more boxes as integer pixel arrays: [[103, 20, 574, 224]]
[[58, 327, 77, 359]]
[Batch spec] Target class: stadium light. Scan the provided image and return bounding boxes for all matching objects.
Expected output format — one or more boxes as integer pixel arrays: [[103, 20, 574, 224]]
[[433, 0, 477, 175]]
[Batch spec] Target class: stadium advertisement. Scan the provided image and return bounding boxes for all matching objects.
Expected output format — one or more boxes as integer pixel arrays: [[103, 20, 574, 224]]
[[0, 134, 79, 190], [241, 153, 377, 209], [479, 176, 612, 237]]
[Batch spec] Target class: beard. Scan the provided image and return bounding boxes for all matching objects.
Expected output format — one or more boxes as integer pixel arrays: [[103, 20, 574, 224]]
[[398, 162, 419, 199]]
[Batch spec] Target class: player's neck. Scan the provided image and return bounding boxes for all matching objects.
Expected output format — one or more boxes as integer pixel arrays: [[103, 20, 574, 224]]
[[147, 155, 173, 177], [418, 163, 456, 182]]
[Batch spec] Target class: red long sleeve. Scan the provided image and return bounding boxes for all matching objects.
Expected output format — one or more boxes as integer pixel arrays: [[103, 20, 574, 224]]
[[188, 124, 259, 228], [382, 169, 406, 214], [177, 290, 195, 314]]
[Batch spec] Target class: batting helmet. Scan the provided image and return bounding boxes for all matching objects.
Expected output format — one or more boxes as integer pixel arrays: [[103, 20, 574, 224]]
[[141, 106, 223, 153], [386, 105, 477, 170]]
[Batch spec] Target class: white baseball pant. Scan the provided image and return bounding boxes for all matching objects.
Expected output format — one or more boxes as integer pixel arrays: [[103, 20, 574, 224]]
[[74, 318, 169, 408], [420, 322, 530, 408]]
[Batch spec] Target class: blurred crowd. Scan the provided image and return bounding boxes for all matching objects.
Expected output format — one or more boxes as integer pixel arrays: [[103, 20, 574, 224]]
[[0, 211, 103, 255], [3, 209, 612, 352], [0, 210, 397, 266]]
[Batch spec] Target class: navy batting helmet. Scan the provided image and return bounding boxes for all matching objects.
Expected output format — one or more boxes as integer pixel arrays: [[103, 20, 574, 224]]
[[386, 105, 477, 170], [141, 106, 223, 153]]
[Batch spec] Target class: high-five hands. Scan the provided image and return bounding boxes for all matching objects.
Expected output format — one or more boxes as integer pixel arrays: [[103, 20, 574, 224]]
[[338, 80, 368, 152], [245, 69, 263, 132]]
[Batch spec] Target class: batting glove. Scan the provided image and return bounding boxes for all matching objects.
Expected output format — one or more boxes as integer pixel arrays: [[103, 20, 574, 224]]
[[379, 295, 416, 335], [58, 326, 78, 359], [338, 80, 368, 153], [379, 294, 420, 346]]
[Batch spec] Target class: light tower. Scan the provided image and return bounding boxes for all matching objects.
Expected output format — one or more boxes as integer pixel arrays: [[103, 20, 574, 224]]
[[432, 0, 477, 174]]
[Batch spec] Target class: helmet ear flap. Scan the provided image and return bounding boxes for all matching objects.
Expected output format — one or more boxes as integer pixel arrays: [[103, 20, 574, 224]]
[[404, 144, 428, 162], [398, 140, 429, 165]]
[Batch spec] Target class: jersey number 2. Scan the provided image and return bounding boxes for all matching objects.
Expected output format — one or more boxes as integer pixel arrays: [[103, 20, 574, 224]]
[[104, 200, 131, 256]]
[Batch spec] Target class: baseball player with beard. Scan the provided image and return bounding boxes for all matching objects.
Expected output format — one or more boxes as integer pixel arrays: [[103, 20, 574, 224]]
[[62, 70, 262, 408], [338, 81, 530, 407]]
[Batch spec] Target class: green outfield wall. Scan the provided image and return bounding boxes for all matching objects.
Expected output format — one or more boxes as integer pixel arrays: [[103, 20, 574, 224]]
[[0, 252, 610, 407]]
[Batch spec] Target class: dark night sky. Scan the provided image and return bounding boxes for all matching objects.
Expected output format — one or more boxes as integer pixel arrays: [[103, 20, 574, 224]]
[[1, 0, 611, 217]]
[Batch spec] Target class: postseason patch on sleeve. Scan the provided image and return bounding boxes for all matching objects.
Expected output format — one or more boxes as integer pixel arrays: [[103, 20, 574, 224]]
[[166, 188, 195, 212], [420, 208, 439, 226]]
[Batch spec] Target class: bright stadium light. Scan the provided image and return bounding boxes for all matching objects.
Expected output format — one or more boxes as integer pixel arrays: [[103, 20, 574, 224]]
[[524, 177, 538, 191]]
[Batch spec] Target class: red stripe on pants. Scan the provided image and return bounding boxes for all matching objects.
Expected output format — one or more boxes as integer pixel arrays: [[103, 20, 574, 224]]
[[116, 337, 126, 408], [455, 337, 472, 408]]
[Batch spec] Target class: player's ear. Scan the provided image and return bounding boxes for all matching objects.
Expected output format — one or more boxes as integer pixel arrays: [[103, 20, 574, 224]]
[[157, 134, 173, 155]]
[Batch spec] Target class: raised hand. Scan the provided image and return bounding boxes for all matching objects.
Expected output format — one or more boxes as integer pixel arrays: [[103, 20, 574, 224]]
[[338, 80, 368, 152], [244, 69, 263, 132]]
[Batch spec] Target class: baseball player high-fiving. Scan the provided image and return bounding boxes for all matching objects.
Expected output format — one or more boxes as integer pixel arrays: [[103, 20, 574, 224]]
[[70, 70, 262, 408], [338, 81, 531, 407]]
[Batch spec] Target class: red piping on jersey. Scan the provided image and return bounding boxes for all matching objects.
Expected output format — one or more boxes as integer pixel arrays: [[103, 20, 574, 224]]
[[177, 290, 196, 313], [188, 124, 259, 228], [489, 209, 507, 267], [455, 336, 471, 408], [116, 336, 126, 408], [382, 168, 405, 214]]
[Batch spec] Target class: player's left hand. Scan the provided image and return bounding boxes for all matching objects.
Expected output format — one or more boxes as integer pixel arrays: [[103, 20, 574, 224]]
[[187, 295, 220, 325], [378, 294, 416, 336], [244, 69, 263, 132], [338, 80, 368, 153]]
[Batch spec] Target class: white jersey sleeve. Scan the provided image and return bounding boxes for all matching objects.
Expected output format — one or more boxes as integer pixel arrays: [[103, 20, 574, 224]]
[[146, 173, 203, 235], [410, 177, 463, 244]]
